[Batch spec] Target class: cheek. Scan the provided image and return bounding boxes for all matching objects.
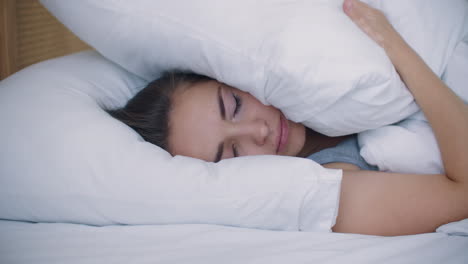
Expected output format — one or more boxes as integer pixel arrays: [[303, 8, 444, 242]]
[[287, 122, 306, 156], [242, 144, 277, 156], [246, 97, 278, 116]]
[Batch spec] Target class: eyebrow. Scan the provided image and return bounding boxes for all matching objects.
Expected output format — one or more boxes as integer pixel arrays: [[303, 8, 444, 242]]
[[214, 86, 226, 162]]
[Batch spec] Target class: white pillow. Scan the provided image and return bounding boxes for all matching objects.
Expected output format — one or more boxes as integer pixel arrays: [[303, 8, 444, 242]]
[[41, 0, 466, 136], [41, 0, 467, 136], [0, 51, 342, 232], [358, 34, 468, 174], [39, 0, 425, 136], [358, 118, 443, 174]]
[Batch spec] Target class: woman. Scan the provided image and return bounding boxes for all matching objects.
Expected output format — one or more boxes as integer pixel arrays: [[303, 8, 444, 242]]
[[110, 0, 468, 236]]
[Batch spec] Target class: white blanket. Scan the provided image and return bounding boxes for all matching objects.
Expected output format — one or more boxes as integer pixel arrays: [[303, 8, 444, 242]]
[[1, 219, 467, 264]]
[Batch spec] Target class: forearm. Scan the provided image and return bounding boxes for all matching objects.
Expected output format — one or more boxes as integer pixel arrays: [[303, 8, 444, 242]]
[[337, 0, 468, 236], [343, 0, 468, 183], [385, 38, 468, 184]]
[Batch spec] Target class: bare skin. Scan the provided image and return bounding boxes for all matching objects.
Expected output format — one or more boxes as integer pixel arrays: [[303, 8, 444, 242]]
[[333, 0, 468, 236]]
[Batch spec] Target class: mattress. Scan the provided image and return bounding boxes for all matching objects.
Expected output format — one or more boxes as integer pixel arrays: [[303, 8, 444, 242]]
[[1, 219, 467, 264]]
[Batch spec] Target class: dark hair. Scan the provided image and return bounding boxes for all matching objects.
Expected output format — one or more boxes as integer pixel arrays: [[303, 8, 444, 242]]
[[108, 70, 213, 152]]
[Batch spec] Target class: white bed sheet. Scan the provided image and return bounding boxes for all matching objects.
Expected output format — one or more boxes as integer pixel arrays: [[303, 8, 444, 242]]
[[1, 219, 467, 264]]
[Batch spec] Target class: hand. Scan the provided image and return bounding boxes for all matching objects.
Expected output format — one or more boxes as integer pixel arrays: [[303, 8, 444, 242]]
[[343, 0, 401, 52]]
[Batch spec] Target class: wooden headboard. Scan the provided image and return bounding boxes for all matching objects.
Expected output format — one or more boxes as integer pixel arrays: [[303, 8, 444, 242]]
[[1, 0, 90, 80]]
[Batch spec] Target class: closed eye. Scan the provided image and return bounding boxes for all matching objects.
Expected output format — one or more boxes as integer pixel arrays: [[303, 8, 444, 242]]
[[232, 93, 242, 117]]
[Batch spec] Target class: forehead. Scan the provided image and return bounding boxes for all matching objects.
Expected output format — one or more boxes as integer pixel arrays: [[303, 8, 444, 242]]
[[168, 80, 221, 161]]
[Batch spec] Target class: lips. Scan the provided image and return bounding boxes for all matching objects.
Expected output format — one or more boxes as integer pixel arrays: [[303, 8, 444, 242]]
[[276, 113, 289, 154]]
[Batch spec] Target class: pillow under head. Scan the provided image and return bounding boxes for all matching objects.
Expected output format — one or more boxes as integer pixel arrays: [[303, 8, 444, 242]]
[[0, 51, 342, 232]]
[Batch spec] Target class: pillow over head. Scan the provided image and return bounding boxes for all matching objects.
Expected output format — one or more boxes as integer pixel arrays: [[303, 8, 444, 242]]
[[41, 0, 466, 136], [0, 51, 342, 232], [38, 0, 423, 136]]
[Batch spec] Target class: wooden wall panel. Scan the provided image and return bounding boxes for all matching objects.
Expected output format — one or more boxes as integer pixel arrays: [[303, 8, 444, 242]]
[[1, 0, 17, 79], [1, 0, 90, 80]]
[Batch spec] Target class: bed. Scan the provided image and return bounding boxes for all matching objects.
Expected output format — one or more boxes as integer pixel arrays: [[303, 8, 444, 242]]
[[1, 1, 468, 263], [1, 219, 468, 264]]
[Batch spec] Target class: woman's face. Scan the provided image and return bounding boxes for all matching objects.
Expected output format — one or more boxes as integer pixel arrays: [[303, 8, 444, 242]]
[[168, 80, 306, 162]]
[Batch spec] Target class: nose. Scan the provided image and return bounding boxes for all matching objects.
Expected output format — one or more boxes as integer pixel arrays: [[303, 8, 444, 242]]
[[229, 120, 270, 146]]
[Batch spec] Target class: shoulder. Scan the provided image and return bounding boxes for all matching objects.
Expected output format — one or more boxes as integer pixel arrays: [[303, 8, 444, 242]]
[[323, 162, 361, 171]]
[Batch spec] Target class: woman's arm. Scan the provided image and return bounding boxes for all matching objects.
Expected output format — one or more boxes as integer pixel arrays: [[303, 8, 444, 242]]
[[332, 0, 468, 236]]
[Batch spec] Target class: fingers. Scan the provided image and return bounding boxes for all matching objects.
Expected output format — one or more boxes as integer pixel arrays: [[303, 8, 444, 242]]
[[343, 0, 354, 16], [343, 0, 369, 22], [343, 0, 370, 37], [342, 0, 397, 50]]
